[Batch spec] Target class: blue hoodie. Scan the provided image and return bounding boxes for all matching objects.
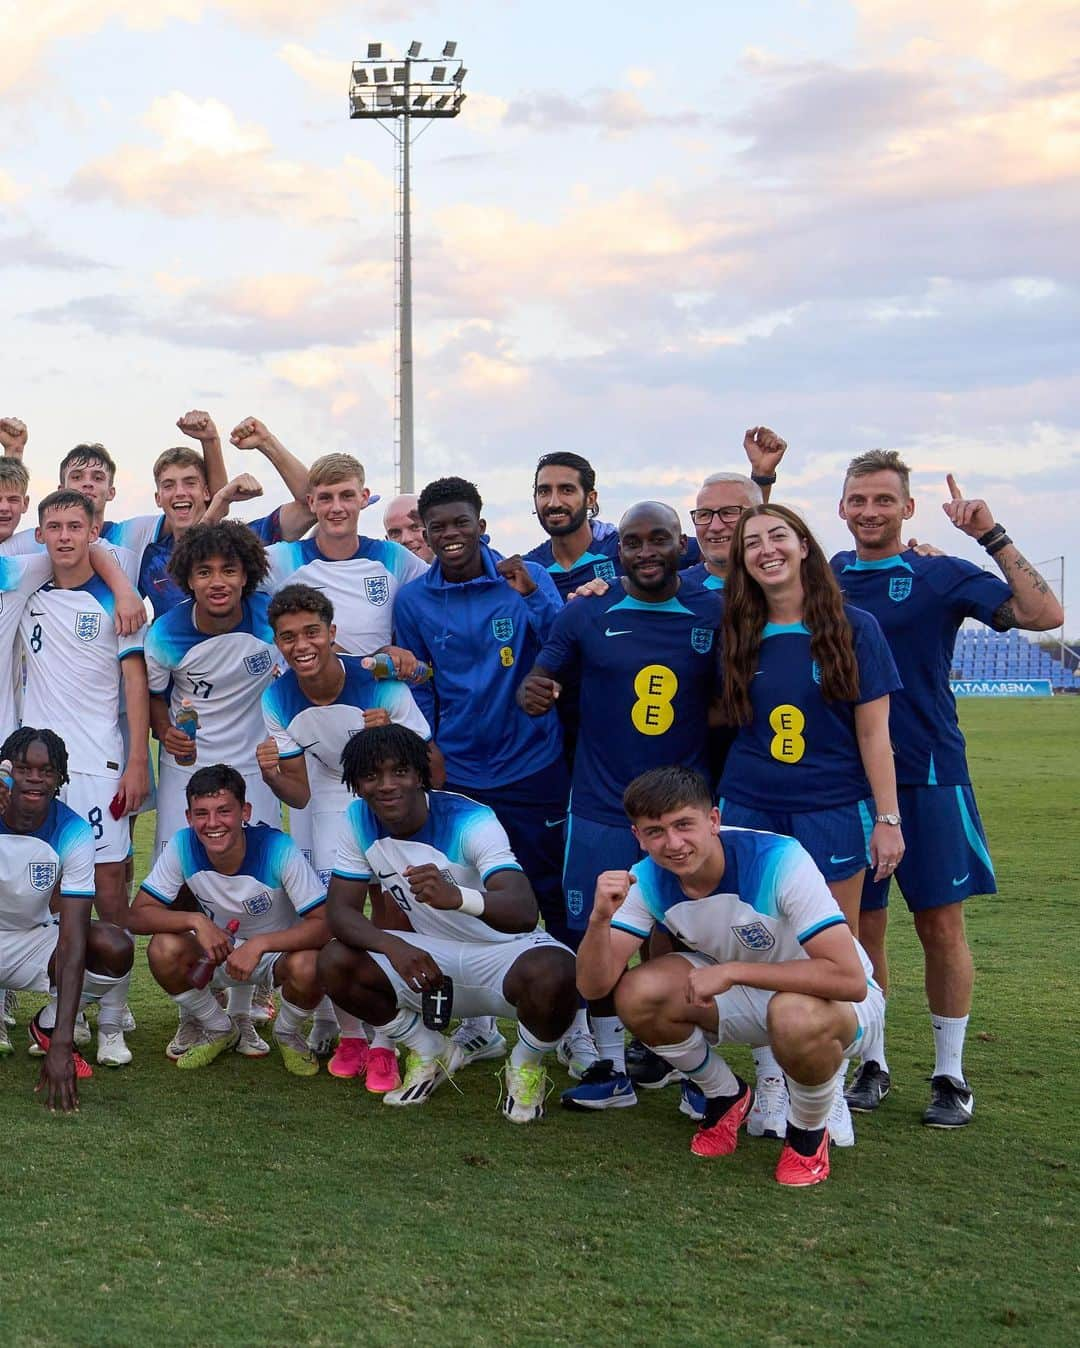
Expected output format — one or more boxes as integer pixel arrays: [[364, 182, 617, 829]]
[[392, 543, 564, 788]]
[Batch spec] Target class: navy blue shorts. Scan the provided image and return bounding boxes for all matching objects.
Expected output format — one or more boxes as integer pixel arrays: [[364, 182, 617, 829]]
[[861, 783, 996, 913], [718, 798, 873, 883], [562, 812, 642, 933], [446, 756, 572, 945]]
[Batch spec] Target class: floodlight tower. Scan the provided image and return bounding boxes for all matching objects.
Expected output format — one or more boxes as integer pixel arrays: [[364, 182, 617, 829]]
[[349, 40, 467, 493]]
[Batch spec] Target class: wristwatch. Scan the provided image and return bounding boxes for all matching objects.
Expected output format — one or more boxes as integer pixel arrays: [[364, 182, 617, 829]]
[[874, 813, 902, 826]]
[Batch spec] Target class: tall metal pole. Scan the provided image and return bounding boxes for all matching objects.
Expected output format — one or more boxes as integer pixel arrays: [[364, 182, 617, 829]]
[[399, 59, 415, 493]]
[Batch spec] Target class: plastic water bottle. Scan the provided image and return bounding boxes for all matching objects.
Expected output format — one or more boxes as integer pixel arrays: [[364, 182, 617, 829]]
[[175, 698, 199, 766], [188, 918, 240, 990], [0, 758, 12, 790], [362, 652, 433, 686]]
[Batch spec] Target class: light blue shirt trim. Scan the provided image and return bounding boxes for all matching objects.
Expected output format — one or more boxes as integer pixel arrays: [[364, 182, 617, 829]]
[[762, 621, 810, 638], [841, 555, 915, 575], [607, 594, 694, 616]]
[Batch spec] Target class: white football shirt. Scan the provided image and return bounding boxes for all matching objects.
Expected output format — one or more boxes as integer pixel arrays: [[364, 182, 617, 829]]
[[0, 551, 53, 739], [0, 799, 96, 930]]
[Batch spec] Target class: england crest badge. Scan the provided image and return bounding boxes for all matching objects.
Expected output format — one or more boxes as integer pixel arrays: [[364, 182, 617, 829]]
[[567, 889, 584, 918], [75, 611, 101, 642], [364, 576, 390, 607], [29, 861, 58, 891], [731, 920, 776, 951], [492, 616, 514, 642], [244, 650, 273, 676], [690, 626, 714, 654], [593, 560, 616, 582], [888, 576, 913, 603]]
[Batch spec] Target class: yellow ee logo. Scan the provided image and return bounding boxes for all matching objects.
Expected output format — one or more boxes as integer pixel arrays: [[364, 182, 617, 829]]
[[769, 704, 806, 762], [499, 646, 515, 667], [631, 664, 677, 735]]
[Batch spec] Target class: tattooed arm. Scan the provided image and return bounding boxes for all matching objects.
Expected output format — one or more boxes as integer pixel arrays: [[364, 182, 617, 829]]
[[942, 474, 1063, 632]]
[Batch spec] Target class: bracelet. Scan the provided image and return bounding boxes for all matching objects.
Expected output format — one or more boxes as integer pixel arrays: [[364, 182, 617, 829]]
[[457, 888, 485, 917], [977, 523, 1006, 548], [985, 534, 1012, 557], [751, 472, 776, 486]]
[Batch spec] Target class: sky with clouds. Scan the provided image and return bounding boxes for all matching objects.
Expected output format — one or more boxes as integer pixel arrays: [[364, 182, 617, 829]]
[[3, 0, 1078, 626]]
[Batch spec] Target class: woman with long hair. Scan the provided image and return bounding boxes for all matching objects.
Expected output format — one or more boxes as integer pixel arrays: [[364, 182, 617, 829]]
[[718, 504, 904, 1141]]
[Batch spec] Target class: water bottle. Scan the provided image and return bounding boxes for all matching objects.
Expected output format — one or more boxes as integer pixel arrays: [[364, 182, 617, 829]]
[[362, 652, 433, 686], [175, 698, 199, 766], [0, 758, 12, 790], [188, 918, 240, 990]]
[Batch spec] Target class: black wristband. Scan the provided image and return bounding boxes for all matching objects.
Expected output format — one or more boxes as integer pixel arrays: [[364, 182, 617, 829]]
[[751, 473, 776, 486], [977, 523, 1006, 547], [985, 534, 1012, 557]]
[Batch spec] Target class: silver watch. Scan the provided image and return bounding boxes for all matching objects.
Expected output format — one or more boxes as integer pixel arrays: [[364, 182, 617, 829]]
[[874, 812, 902, 826]]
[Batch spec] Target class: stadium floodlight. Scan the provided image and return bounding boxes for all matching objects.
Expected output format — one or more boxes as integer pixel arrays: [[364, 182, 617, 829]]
[[347, 41, 467, 494]]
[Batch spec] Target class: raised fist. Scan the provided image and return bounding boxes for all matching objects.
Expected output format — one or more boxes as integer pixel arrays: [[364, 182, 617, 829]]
[[0, 417, 28, 457], [743, 426, 787, 477], [176, 410, 218, 444], [230, 417, 272, 451]]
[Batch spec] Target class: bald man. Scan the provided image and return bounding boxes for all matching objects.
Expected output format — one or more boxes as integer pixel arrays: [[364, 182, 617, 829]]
[[383, 494, 433, 564], [518, 502, 723, 1108]]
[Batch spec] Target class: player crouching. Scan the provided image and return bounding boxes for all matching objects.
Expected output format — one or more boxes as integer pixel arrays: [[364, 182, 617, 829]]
[[318, 726, 577, 1122], [0, 728, 134, 1109], [578, 766, 884, 1186], [128, 765, 329, 1075]]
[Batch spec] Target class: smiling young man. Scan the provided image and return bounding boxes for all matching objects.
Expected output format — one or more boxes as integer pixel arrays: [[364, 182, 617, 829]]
[[319, 726, 577, 1121], [0, 727, 134, 1108], [577, 765, 883, 1186], [258, 583, 434, 1088], [263, 453, 428, 661], [16, 491, 149, 1065], [518, 501, 723, 1106], [833, 450, 1063, 1126], [129, 765, 328, 1075]]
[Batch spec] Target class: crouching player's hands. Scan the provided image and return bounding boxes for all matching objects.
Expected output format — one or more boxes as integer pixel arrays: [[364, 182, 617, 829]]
[[404, 863, 461, 910], [686, 963, 737, 1006], [387, 938, 444, 995], [36, 1045, 79, 1114]]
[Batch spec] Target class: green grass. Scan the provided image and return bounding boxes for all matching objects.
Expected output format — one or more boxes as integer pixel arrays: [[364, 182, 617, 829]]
[[2, 699, 1078, 1347]]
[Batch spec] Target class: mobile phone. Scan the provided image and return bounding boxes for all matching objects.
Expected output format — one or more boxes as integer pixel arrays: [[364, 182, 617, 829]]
[[109, 791, 125, 820], [421, 975, 454, 1031]]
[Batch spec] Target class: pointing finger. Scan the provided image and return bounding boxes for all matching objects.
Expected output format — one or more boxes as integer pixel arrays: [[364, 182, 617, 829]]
[[946, 473, 962, 501]]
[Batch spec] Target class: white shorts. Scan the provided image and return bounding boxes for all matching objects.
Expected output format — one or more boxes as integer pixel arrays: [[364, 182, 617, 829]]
[[311, 809, 344, 885], [370, 930, 572, 1020], [0, 922, 60, 993], [154, 761, 281, 855], [678, 953, 885, 1058], [288, 803, 315, 870], [61, 772, 129, 865], [208, 942, 283, 992]]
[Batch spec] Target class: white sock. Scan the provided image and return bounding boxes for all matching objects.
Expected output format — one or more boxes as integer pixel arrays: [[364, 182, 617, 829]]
[[97, 971, 131, 1034], [275, 995, 311, 1039], [38, 995, 58, 1030], [931, 1013, 968, 1085], [590, 1015, 626, 1073], [859, 1012, 889, 1074], [381, 1008, 447, 1059], [460, 1015, 497, 1037], [365, 1023, 391, 1051], [334, 1005, 364, 1039], [787, 1071, 839, 1132], [313, 994, 338, 1026], [654, 1030, 739, 1098], [174, 987, 231, 1033], [752, 1044, 784, 1081], [510, 1023, 559, 1069], [227, 983, 254, 1017]]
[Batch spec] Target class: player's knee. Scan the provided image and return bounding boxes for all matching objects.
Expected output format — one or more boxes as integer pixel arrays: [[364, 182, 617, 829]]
[[281, 949, 320, 1000], [914, 902, 968, 952], [767, 993, 833, 1060], [147, 931, 193, 978], [87, 922, 134, 977], [317, 939, 377, 999], [509, 947, 576, 1019], [614, 962, 676, 1030]]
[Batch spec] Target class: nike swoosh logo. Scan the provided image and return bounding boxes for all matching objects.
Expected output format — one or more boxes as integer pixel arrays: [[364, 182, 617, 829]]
[[544, 818, 566, 828], [830, 854, 856, 865], [29, 609, 45, 617], [952, 873, 970, 886], [376, 870, 397, 880], [604, 628, 632, 637]]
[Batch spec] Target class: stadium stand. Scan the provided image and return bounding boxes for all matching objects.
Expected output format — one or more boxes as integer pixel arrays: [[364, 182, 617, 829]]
[[951, 628, 1078, 690]]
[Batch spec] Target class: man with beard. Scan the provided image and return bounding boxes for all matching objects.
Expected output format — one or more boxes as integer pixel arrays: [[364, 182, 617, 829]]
[[518, 502, 723, 1108]]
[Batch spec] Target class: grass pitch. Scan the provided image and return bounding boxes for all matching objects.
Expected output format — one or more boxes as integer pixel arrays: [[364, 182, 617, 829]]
[[1, 698, 1077, 1347]]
